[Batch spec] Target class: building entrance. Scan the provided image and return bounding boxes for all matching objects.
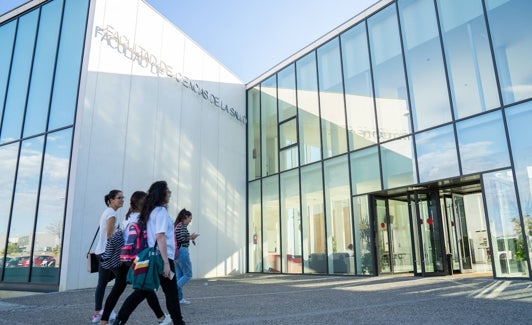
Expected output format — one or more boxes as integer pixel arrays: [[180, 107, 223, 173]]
[[373, 183, 492, 277]]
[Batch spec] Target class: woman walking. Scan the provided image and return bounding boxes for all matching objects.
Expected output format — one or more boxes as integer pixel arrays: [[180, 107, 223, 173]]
[[100, 191, 170, 325], [92, 190, 124, 323], [113, 181, 185, 325], [174, 209, 199, 304]]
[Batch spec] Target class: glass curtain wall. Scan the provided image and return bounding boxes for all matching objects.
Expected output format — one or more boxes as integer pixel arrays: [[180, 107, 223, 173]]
[[247, 0, 532, 279], [0, 0, 89, 286]]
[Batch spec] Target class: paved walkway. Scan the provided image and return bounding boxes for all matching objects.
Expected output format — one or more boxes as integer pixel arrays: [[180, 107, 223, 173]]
[[1, 273, 531, 324]]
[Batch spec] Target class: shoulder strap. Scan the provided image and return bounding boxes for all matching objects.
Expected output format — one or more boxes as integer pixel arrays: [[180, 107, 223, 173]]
[[87, 226, 100, 254]]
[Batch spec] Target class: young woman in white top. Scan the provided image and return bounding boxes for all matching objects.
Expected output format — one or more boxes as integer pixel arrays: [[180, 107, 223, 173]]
[[113, 181, 185, 325], [92, 190, 124, 323]]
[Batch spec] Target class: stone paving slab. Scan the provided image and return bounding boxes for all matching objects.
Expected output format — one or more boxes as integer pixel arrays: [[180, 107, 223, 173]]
[[0, 274, 531, 324]]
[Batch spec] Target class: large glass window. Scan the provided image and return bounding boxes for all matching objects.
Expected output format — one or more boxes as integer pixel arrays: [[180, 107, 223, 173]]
[[398, 0, 452, 131], [260, 76, 278, 176], [483, 170, 529, 277], [47, 0, 89, 130], [279, 118, 298, 171], [0, 9, 39, 144], [381, 136, 416, 189], [4, 136, 44, 283], [415, 125, 459, 183], [437, 0, 500, 119], [324, 155, 353, 274], [0, 20, 17, 125], [505, 101, 532, 268], [278, 64, 296, 121], [262, 175, 280, 273], [301, 163, 326, 274], [340, 23, 377, 150], [280, 169, 301, 273], [247, 86, 261, 180], [248, 181, 262, 272], [23, 0, 63, 137], [368, 4, 411, 142], [486, 0, 532, 104], [297, 52, 322, 165], [0, 143, 18, 278], [456, 111, 510, 175], [30, 129, 71, 283], [317, 38, 347, 158], [353, 195, 374, 275], [350, 146, 381, 195]]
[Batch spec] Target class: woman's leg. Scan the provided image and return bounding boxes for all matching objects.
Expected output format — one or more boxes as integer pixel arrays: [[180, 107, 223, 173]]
[[101, 263, 129, 321], [160, 260, 185, 324], [114, 289, 149, 323], [95, 264, 114, 311], [146, 291, 165, 319], [176, 248, 192, 300]]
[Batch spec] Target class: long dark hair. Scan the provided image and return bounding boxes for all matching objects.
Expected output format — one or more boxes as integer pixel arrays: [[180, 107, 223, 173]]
[[139, 181, 169, 224], [174, 208, 192, 227], [125, 191, 147, 220], [104, 189, 122, 207]]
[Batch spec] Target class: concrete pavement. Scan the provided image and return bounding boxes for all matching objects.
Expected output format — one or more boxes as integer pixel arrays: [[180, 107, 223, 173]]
[[1, 273, 531, 324]]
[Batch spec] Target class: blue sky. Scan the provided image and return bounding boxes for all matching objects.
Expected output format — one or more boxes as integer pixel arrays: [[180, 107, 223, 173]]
[[1, 0, 377, 83]]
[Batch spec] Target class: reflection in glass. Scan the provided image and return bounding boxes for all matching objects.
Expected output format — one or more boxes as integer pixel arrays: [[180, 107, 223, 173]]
[[437, 0, 499, 119], [279, 118, 298, 171], [280, 147, 298, 172], [247, 86, 261, 180], [317, 38, 347, 158], [301, 163, 326, 274], [262, 175, 280, 273], [324, 155, 353, 274], [0, 143, 19, 278], [353, 195, 373, 275], [261, 76, 278, 176], [381, 136, 416, 189], [248, 181, 262, 272], [0, 9, 39, 144], [297, 52, 322, 165], [505, 102, 532, 266], [483, 170, 529, 277], [280, 170, 301, 273], [415, 125, 459, 182], [31, 129, 72, 283], [456, 111, 510, 175], [398, 0, 451, 131], [340, 23, 377, 150], [48, 0, 89, 130], [486, 0, 532, 104], [350, 146, 381, 195], [0, 21, 17, 125], [23, 0, 63, 137], [278, 64, 296, 121], [4, 136, 44, 283], [368, 5, 411, 141]]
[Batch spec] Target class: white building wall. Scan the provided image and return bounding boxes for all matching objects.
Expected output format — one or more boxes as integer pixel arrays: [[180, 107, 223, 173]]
[[61, 0, 246, 291]]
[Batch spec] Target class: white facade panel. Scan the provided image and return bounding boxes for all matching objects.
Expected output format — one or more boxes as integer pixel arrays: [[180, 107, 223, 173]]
[[62, 0, 246, 290]]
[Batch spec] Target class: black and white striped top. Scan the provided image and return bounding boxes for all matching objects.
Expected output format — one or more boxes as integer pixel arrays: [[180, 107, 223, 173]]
[[175, 223, 190, 248]]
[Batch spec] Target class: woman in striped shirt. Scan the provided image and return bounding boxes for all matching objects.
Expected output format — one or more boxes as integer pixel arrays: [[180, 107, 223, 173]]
[[174, 209, 199, 305]]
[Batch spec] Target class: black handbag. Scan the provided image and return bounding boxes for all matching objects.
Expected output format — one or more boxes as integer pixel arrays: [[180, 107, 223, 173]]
[[86, 227, 100, 273]]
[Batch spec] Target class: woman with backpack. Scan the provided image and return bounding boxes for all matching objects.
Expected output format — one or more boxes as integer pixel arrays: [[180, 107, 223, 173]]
[[113, 181, 185, 325], [99, 191, 171, 325]]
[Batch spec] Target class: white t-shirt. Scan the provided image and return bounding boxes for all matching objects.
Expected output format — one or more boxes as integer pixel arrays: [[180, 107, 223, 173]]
[[95, 207, 118, 255], [147, 206, 175, 259], [121, 212, 140, 242]]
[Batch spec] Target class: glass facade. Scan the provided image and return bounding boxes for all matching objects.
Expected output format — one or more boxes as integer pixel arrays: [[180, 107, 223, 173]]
[[247, 0, 532, 279], [0, 0, 89, 287]]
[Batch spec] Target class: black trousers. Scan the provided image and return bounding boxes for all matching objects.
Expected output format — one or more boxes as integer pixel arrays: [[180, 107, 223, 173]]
[[116, 260, 184, 324], [101, 262, 165, 321]]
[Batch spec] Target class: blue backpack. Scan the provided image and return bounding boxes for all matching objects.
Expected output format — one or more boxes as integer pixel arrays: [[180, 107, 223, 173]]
[[120, 222, 147, 263]]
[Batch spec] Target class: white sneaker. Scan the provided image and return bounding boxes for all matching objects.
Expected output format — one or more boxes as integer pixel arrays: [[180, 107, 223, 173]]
[[91, 310, 103, 323], [179, 298, 190, 305], [158, 313, 172, 325], [110, 310, 117, 320]]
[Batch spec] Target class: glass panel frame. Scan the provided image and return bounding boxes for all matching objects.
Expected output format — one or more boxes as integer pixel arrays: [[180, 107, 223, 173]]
[[280, 169, 301, 273], [247, 86, 261, 180], [248, 181, 262, 272]]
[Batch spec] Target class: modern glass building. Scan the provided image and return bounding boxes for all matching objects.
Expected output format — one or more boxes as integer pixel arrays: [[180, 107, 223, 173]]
[[246, 0, 532, 279], [0, 0, 246, 292]]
